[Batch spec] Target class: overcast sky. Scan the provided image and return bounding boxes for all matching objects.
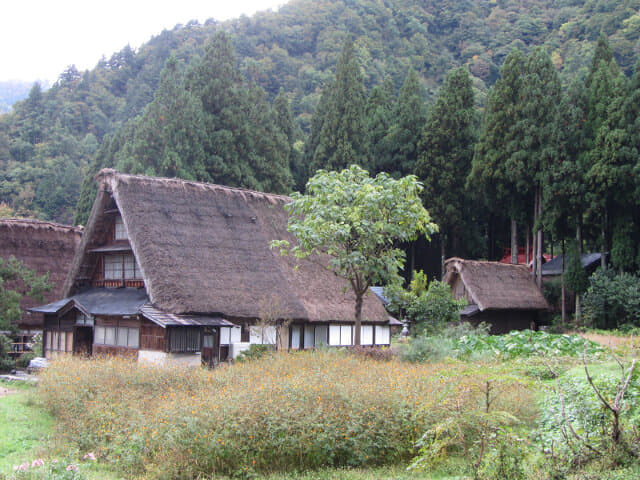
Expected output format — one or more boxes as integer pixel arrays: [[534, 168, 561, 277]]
[[1, 0, 287, 83]]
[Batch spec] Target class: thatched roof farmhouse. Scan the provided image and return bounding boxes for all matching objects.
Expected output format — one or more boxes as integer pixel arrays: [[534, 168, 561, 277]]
[[33, 170, 391, 365], [0, 218, 82, 333], [443, 257, 550, 333]]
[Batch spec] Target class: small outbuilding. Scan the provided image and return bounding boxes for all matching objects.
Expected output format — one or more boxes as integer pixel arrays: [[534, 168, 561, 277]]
[[443, 257, 550, 334]]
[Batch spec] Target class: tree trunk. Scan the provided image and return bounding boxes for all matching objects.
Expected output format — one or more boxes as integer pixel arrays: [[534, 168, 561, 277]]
[[488, 214, 495, 260], [441, 234, 446, 279], [526, 224, 530, 266], [601, 208, 607, 270], [511, 218, 518, 264], [561, 238, 566, 325], [354, 292, 362, 346], [536, 186, 543, 289], [576, 223, 583, 323], [532, 192, 538, 281]]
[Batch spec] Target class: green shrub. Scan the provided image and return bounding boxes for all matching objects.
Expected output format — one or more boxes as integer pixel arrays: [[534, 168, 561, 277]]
[[582, 270, 640, 329], [400, 323, 489, 363], [536, 362, 640, 461], [235, 344, 274, 362], [16, 352, 35, 369], [0, 334, 14, 372]]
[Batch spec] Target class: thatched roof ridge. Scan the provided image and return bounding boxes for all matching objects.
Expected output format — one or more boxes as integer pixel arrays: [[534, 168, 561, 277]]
[[69, 170, 388, 323], [0, 218, 82, 234], [1, 218, 82, 328], [444, 257, 549, 312], [95, 168, 291, 204]]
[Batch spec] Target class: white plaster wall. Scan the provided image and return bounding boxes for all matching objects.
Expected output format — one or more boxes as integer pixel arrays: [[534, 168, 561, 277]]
[[138, 350, 201, 367], [230, 342, 251, 359]]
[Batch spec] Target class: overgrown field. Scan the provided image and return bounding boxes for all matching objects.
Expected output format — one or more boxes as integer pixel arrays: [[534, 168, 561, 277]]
[[6, 331, 639, 480], [35, 351, 536, 479]]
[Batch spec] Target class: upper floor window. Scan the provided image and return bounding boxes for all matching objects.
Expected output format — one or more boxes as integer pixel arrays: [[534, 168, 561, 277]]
[[115, 215, 127, 240], [105, 254, 141, 280]]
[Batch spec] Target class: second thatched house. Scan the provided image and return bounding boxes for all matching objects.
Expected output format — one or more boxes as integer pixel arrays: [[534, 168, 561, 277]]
[[443, 257, 550, 333], [32, 170, 392, 366], [0, 218, 82, 352]]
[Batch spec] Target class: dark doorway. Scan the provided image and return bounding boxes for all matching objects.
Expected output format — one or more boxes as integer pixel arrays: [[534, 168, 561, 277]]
[[74, 327, 93, 356], [201, 327, 220, 368]]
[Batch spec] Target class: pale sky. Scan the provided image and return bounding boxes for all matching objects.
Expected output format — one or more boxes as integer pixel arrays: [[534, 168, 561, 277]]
[[1, 1, 287, 83]]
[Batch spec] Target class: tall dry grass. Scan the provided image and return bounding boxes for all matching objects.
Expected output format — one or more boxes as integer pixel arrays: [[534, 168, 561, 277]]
[[37, 350, 536, 479]]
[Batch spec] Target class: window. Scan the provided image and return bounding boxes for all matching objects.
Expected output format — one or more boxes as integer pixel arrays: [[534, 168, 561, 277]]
[[47, 331, 72, 352], [314, 325, 328, 346], [291, 325, 301, 350], [250, 326, 277, 345], [115, 216, 127, 240], [329, 325, 352, 346], [94, 326, 139, 348], [75, 311, 93, 326], [361, 325, 373, 346], [375, 325, 390, 345], [304, 325, 315, 349], [104, 254, 141, 280], [168, 327, 201, 352]]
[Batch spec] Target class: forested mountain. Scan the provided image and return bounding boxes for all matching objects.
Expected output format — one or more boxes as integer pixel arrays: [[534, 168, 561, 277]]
[[0, 0, 639, 232], [0, 81, 37, 113]]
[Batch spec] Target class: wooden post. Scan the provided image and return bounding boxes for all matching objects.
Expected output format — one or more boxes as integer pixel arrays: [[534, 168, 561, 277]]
[[511, 218, 518, 264]]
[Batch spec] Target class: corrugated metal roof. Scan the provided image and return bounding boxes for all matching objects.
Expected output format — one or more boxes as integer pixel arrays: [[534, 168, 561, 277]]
[[29, 298, 73, 314], [369, 286, 390, 305], [140, 305, 234, 328], [542, 253, 604, 276], [88, 244, 133, 253], [29, 288, 148, 316]]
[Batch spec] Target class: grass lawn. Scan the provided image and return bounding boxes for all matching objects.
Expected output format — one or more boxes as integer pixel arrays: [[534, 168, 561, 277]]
[[255, 465, 463, 480], [0, 380, 53, 473]]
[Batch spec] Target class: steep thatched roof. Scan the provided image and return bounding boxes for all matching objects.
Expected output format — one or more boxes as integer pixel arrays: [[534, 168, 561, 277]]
[[65, 170, 389, 323], [0, 218, 82, 328], [443, 257, 549, 312]]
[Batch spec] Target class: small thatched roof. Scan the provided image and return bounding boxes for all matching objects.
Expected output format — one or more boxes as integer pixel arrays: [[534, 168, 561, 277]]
[[0, 218, 82, 328], [65, 170, 389, 324], [443, 257, 549, 312]]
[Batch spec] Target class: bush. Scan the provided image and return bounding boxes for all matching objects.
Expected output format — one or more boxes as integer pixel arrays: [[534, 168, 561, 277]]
[[37, 352, 537, 479], [582, 270, 640, 329], [16, 352, 36, 369], [409, 281, 467, 336], [400, 322, 489, 363], [235, 344, 273, 362]]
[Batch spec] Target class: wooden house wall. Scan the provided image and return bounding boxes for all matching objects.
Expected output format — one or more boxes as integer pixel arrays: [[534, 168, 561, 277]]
[[140, 318, 166, 351]]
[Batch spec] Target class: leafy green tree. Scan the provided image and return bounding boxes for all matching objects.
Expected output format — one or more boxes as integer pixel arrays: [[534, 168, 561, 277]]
[[385, 69, 427, 178], [309, 39, 368, 173], [0, 256, 51, 332], [416, 67, 475, 261], [272, 165, 437, 345], [385, 271, 465, 336]]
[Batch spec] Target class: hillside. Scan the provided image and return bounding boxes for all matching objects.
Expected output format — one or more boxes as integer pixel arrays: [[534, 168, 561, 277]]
[[1, 0, 639, 223]]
